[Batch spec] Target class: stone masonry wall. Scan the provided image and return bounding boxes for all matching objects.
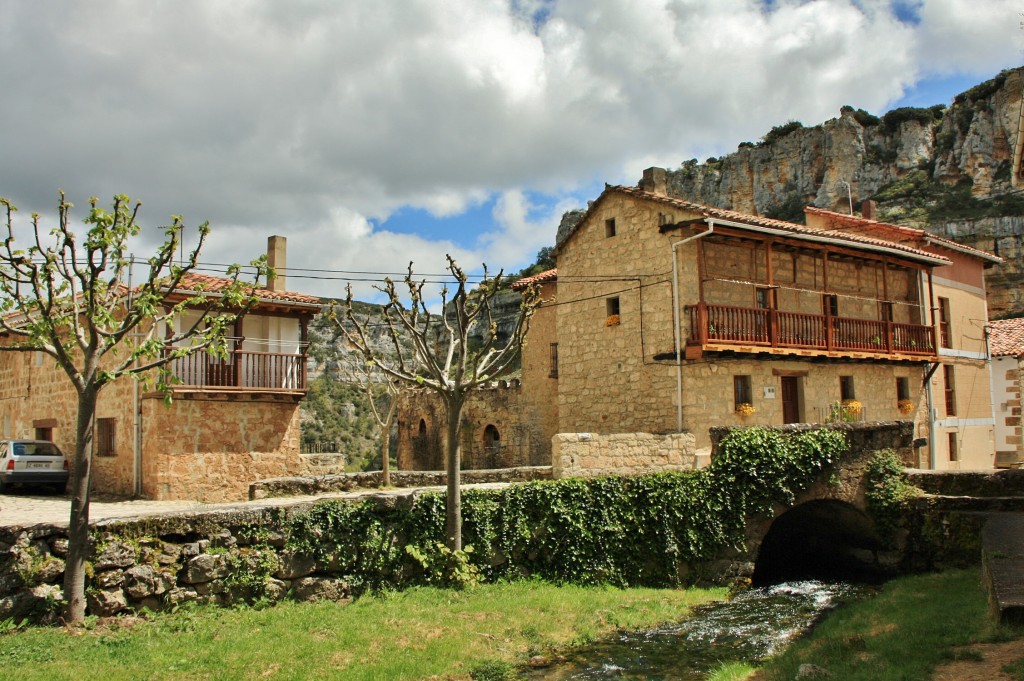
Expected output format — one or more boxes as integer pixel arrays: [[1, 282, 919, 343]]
[[141, 397, 303, 502], [395, 382, 553, 472], [551, 431, 697, 478]]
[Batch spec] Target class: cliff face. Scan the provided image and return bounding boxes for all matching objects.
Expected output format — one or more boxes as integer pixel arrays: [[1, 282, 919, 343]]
[[654, 67, 1024, 317]]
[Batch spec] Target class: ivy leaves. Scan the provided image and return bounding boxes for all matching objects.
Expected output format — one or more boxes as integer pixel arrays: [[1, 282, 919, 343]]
[[285, 427, 849, 591]]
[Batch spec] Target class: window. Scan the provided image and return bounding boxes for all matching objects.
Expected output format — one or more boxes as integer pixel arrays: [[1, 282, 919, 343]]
[[96, 418, 116, 457], [840, 376, 856, 401], [880, 301, 894, 322], [418, 419, 427, 438], [605, 218, 617, 238], [896, 377, 910, 401], [822, 294, 838, 316], [943, 364, 957, 416], [34, 427, 52, 441], [606, 297, 621, 325], [755, 287, 773, 309], [733, 375, 752, 410], [938, 297, 951, 348], [948, 432, 958, 462], [549, 343, 559, 378]]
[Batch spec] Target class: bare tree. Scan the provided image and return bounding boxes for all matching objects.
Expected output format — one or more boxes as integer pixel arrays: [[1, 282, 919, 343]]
[[0, 192, 265, 624], [337, 344, 401, 486], [341, 256, 540, 551]]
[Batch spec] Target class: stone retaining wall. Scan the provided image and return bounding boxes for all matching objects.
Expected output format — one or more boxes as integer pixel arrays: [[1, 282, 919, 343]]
[[249, 466, 552, 500], [551, 432, 697, 478], [0, 496, 401, 622]]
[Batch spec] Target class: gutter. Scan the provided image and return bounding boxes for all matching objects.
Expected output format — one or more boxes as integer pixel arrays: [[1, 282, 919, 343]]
[[671, 219, 715, 433]]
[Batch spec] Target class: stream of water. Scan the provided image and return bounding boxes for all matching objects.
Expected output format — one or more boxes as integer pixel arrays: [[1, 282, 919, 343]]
[[521, 581, 870, 680]]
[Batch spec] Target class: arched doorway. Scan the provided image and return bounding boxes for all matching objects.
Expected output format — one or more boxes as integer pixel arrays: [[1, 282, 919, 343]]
[[483, 424, 500, 467]]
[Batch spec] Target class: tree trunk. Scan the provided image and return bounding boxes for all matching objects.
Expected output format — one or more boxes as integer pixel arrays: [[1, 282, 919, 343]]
[[380, 422, 391, 487], [63, 386, 97, 625], [445, 396, 465, 552]]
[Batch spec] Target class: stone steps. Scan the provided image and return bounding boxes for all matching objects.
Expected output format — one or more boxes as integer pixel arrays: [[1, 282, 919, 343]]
[[915, 494, 1024, 512], [982, 513, 1024, 625]]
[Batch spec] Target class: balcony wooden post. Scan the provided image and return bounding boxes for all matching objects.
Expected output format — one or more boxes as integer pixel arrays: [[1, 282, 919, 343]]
[[698, 302, 708, 344]]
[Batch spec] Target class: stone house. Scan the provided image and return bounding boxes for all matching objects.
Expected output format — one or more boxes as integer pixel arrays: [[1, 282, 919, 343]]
[[0, 237, 322, 501], [396, 170, 1001, 472], [987, 317, 1024, 468]]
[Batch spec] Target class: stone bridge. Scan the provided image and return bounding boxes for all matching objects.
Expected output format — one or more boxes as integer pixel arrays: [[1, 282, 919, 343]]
[[705, 422, 1024, 609]]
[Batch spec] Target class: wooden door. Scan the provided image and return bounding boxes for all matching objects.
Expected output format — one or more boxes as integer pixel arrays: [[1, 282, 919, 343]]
[[781, 376, 801, 424]]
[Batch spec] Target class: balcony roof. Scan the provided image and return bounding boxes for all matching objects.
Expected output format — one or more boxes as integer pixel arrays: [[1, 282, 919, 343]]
[[559, 185, 953, 267]]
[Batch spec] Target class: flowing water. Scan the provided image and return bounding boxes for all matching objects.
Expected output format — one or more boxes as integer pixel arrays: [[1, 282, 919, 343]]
[[521, 581, 869, 680]]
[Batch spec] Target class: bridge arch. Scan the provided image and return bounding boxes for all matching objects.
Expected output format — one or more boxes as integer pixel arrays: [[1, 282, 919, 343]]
[[752, 499, 889, 586]]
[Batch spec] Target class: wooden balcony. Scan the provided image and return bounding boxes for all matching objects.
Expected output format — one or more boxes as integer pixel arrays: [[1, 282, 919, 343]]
[[165, 342, 308, 392], [685, 303, 936, 359]]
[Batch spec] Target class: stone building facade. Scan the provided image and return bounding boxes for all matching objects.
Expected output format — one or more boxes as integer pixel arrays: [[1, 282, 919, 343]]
[[0, 237, 322, 501], [396, 172, 1001, 472], [988, 317, 1024, 468], [395, 274, 559, 471]]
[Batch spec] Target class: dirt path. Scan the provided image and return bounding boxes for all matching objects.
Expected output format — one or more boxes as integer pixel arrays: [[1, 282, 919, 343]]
[[931, 640, 1024, 681]]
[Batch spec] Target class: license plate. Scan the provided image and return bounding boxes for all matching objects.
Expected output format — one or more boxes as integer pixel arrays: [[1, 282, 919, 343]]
[[26, 462, 49, 469]]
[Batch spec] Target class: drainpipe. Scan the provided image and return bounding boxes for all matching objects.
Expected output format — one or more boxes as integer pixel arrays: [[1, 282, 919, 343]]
[[671, 219, 715, 432], [919, 269, 938, 470], [127, 256, 144, 497]]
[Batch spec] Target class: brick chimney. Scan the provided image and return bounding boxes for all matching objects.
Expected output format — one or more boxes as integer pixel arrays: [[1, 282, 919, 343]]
[[267, 235, 287, 291], [640, 167, 668, 196], [861, 200, 877, 221]]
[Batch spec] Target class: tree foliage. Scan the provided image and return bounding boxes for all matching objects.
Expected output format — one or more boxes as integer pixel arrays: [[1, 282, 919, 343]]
[[0, 192, 265, 624]]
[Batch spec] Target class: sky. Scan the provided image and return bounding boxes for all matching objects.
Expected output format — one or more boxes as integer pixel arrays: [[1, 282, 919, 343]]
[[0, 0, 1021, 302]]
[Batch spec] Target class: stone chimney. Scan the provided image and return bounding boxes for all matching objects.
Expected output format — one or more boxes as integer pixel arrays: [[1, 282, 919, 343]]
[[267, 235, 287, 291], [861, 200, 877, 221], [640, 167, 668, 196]]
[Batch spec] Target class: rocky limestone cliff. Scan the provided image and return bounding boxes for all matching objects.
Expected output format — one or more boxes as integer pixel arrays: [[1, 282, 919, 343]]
[[646, 67, 1024, 318]]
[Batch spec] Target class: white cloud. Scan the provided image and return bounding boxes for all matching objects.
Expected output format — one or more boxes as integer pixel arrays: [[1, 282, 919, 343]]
[[0, 0, 1018, 303]]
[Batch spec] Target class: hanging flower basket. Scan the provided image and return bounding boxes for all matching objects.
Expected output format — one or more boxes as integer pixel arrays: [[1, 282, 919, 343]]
[[735, 402, 756, 417], [898, 399, 915, 415]]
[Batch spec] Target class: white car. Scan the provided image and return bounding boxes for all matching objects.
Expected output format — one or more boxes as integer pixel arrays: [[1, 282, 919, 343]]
[[0, 439, 69, 494]]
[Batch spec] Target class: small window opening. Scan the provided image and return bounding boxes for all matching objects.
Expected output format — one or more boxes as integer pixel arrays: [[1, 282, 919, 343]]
[[418, 419, 427, 437], [938, 297, 952, 348], [896, 377, 910, 401], [96, 418, 116, 457], [943, 364, 957, 416], [35, 427, 52, 441], [733, 375, 753, 412], [605, 218, 617, 238], [549, 343, 559, 378], [755, 287, 773, 309], [948, 432, 958, 462], [840, 376, 855, 401], [606, 297, 621, 326]]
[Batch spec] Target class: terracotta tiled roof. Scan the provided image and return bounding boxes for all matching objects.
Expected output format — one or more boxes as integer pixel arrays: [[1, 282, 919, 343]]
[[174, 272, 322, 307], [562, 186, 952, 266], [512, 268, 557, 290], [803, 207, 1002, 264], [988, 317, 1024, 357]]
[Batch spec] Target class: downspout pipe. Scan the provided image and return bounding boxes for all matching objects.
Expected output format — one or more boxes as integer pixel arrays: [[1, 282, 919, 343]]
[[671, 219, 715, 432]]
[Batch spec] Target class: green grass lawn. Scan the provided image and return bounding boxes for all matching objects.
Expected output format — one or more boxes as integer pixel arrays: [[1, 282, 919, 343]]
[[754, 568, 1024, 681], [0, 581, 725, 681]]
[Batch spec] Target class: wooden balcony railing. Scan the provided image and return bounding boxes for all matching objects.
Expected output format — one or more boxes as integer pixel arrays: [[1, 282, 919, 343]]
[[165, 343, 308, 391], [685, 303, 936, 357]]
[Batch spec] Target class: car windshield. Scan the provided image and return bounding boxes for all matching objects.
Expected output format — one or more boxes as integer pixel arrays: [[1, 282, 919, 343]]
[[12, 442, 62, 457]]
